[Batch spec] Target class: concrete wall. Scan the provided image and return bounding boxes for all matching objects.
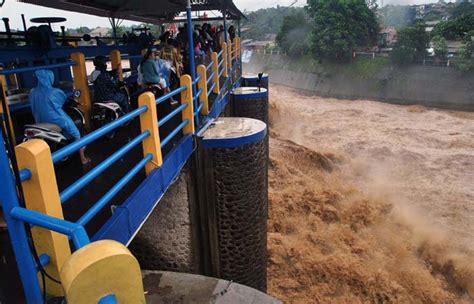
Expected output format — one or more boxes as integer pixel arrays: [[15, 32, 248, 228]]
[[244, 53, 474, 111], [129, 164, 200, 274]]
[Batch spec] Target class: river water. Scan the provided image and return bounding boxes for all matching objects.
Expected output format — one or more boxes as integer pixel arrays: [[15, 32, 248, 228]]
[[267, 84, 474, 303]]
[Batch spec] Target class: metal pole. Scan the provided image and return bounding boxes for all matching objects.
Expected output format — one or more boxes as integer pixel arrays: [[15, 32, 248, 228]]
[[0, 132, 43, 303], [238, 19, 241, 38], [223, 10, 228, 44], [21, 14, 27, 33], [186, 0, 198, 128]]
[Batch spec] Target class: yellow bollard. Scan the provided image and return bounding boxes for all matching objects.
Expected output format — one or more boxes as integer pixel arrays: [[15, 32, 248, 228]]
[[15, 139, 71, 296], [180, 75, 195, 134], [211, 52, 220, 94], [110, 50, 123, 81], [138, 92, 162, 175], [0, 69, 16, 145], [60, 240, 145, 304], [71, 52, 92, 130], [222, 42, 228, 78], [196, 65, 209, 116]]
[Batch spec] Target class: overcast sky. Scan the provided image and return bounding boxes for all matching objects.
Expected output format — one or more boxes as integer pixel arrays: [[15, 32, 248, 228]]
[[1, 0, 431, 30]]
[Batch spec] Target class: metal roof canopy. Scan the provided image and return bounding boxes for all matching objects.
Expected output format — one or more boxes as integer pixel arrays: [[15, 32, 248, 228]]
[[18, 0, 245, 24]]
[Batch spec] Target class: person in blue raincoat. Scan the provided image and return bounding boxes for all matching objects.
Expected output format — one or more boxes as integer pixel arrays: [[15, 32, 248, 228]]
[[29, 69, 91, 164]]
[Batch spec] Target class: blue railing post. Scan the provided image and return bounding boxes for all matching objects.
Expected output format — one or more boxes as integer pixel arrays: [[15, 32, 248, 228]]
[[186, 0, 199, 129], [0, 132, 43, 303]]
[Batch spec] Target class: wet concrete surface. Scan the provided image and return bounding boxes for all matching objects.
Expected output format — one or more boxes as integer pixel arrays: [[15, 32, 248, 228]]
[[142, 271, 280, 304]]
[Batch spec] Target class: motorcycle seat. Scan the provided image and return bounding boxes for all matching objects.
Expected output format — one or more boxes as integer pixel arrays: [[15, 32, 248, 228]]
[[93, 102, 121, 111], [24, 123, 62, 133]]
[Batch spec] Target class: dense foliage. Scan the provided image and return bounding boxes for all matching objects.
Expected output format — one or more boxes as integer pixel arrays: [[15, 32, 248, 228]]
[[431, 35, 448, 59], [241, 7, 305, 41], [432, 14, 474, 40], [307, 0, 379, 62], [276, 11, 311, 56], [391, 21, 429, 65], [450, 1, 474, 19], [432, 2, 474, 40]]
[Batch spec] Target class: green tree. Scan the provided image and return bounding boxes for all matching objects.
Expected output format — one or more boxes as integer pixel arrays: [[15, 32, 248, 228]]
[[432, 14, 474, 40], [432, 35, 448, 59], [391, 21, 430, 65], [276, 11, 311, 56], [463, 30, 474, 58], [450, 1, 474, 19], [241, 7, 304, 41], [307, 0, 379, 62], [454, 47, 474, 72]]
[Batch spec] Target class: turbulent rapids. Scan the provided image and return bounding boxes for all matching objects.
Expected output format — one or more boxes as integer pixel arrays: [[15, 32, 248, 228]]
[[266, 85, 474, 303]]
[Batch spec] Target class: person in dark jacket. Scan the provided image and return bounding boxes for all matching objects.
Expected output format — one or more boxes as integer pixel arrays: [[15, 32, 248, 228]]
[[90, 55, 130, 113]]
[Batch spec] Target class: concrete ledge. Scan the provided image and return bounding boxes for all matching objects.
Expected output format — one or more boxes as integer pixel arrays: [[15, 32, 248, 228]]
[[143, 271, 281, 303]]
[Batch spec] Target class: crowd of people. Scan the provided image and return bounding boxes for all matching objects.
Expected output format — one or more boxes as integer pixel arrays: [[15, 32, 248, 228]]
[[27, 23, 238, 165]]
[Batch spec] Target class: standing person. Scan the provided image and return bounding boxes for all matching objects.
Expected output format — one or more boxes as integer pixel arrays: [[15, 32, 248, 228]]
[[228, 25, 236, 41], [217, 25, 226, 50]]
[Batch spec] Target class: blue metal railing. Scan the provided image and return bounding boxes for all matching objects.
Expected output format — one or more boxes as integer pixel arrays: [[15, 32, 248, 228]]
[[206, 61, 214, 71], [59, 131, 151, 203], [193, 75, 201, 85], [194, 88, 203, 101], [218, 59, 224, 70], [10, 207, 90, 249], [121, 54, 143, 60], [156, 86, 186, 105], [52, 106, 148, 163], [207, 83, 216, 97], [207, 71, 215, 85], [194, 103, 203, 117], [218, 67, 225, 78], [77, 154, 153, 226], [19, 169, 32, 182], [0, 61, 76, 75], [160, 119, 189, 148], [159, 103, 188, 128]]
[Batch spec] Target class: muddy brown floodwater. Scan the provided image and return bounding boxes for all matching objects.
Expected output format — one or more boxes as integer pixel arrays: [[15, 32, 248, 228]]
[[267, 84, 474, 303]]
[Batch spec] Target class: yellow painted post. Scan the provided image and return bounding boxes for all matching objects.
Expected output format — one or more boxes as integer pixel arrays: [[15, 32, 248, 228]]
[[211, 52, 220, 94], [15, 140, 71, 296], [234, 37, 240, 60], [228, 41, 233, 72], [110, 50, 123, 81], [61, 240, 145, 304], [221, 42, 228, 78], [180, 75, 195, 134], [196, 65, 209, 116], [71, 52, 92, 130], [138, 92, 162, 175], [0, 69, 16, 145]]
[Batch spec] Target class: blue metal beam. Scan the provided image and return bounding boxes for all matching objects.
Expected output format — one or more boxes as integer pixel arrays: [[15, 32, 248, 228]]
[[0, 132, 42, 303]]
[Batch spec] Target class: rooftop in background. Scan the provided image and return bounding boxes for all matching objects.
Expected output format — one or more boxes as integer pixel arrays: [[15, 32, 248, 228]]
[[18, 0, 246, 23]]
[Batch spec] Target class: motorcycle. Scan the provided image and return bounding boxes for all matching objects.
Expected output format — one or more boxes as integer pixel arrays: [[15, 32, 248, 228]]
[[90, 84, 130, 140], [23, 90, 85, 158]]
